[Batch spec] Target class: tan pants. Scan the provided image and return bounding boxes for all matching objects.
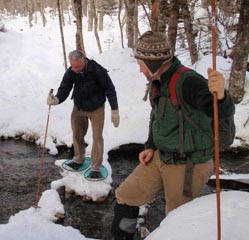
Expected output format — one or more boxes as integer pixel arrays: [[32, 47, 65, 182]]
[[71, 105, 104, 170], [116, 150, 213, 214]]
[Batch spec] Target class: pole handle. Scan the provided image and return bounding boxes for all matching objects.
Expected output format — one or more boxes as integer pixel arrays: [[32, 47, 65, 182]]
[[49, 89, 54, 95]]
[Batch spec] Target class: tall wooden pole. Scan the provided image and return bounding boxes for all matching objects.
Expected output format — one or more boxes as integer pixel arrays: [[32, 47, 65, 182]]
[[211, 0, 221, 239], [35, 89, 53, 207]]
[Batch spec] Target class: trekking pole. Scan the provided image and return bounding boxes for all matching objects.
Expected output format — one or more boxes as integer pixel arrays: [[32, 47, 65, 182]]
[[35, 89, 53, 208], [211, 1, 221, 240]]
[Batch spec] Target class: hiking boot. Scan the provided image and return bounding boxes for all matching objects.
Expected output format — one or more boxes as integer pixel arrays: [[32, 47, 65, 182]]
[[65, 161, 83, 171], [85, 170, 104, 181]]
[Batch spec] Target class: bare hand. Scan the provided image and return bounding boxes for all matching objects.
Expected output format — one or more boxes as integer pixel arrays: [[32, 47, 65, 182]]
[[207, 68, 225, 100], [139, 149, 154, 165]]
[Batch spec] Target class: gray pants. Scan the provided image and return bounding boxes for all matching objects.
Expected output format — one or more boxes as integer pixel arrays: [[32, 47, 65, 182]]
[[71, 105, 105, 170]]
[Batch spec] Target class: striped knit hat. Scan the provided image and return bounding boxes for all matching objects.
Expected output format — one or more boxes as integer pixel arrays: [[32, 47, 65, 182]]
[[134, 31, 173, 62]]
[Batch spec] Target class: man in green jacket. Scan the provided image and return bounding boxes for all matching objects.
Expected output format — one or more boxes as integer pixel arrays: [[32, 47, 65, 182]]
[[111, 31, 235, 240]]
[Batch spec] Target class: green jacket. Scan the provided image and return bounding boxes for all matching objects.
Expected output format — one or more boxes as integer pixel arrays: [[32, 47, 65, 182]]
[[146, 57, 234, 164]]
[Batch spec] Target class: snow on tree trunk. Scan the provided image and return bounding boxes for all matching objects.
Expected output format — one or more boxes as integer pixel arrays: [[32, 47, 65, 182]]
[[229, 0, 249, 103]]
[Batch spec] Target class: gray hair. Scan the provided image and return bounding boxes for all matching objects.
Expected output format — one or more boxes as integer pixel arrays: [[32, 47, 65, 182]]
[[68, 50, 85, 61]]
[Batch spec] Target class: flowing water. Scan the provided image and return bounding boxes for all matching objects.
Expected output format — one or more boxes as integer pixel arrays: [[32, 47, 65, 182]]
[[0, 140, 249, 239]]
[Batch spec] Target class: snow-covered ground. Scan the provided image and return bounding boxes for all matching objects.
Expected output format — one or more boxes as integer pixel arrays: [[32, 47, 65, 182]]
[[0, 9, 249, 240]]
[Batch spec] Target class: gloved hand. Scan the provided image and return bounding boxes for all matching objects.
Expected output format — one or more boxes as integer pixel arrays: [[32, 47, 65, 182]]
[[111, 110, 120, 128], [47, 91, 59, 105]]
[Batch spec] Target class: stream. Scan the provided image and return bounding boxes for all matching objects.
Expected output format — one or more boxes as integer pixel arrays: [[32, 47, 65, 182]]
[[0, 139, 249, 239]]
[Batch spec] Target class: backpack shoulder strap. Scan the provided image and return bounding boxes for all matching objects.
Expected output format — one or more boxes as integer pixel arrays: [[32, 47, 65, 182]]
[[169, 67, 213, 145], [169, 66, 190, 107]]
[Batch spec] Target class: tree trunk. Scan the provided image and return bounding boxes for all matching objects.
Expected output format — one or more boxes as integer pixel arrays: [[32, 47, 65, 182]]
[[229, 0, 249, 103], [92, 0, 102, 54], [59, 0, 65, 26], [151, 0, 159, 32], [82, 0, 88, 16], [88, 0, 94, 31], [67, 3, 71, 25], [98, 11, 104, 31], [26, 0, 34, 28], [158, 0, 170, 34], [118, 0, 124, 48], [180, 0, 198, 64], [124, 0, 135, 48], [57, 0, 67, 70], [73, 0, 85, 51], [168, 0, 179, 54], [37, 0, 47, 27], [134, 0, 139, 43], [139, 0, 151, 26], [11, 0, 16, 16]]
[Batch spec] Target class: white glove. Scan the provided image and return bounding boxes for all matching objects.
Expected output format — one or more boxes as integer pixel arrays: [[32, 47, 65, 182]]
[[111, 110, 120, 128], [47, 92, 59, 105]]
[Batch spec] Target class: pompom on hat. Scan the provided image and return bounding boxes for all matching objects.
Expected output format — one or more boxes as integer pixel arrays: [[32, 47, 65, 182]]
[[134, 31, 173, 62]]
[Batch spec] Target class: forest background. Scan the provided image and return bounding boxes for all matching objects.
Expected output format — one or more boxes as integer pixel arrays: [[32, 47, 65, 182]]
[[1, 0, 248, 105]]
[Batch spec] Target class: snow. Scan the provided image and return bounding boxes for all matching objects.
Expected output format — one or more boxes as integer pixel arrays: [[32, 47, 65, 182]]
[[0, 9, 249, 240], [146, 191, 249, 240]]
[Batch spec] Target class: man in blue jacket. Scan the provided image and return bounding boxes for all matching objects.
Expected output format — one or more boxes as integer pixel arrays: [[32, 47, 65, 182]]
[[47, 50, 119, 180]]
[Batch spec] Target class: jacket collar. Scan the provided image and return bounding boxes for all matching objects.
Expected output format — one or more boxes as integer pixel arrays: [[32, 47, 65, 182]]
[[160, 57, 183, 83]]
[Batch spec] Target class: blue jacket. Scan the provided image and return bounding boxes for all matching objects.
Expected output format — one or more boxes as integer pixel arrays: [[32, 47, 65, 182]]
[[56, 59, 118, 111]]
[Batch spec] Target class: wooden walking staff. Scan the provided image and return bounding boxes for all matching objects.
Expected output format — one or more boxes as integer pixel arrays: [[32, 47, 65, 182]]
[[211, 1, 221, 239], [35, 89, 53, 208]]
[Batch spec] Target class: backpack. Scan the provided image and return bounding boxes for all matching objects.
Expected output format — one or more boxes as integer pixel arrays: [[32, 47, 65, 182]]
[[169, 66, 235, 151]]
